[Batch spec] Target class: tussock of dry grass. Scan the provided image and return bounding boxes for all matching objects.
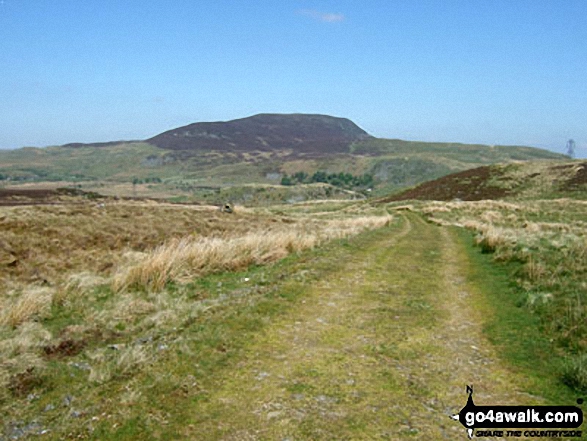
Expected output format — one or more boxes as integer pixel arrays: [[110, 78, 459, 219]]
[[475, 225, 512, 253], [0, 322, 52, 400], [88, 346, 152, 384], [63, 272, 108, 294], [0, 369, 9, 400], [114, 295, 157, 319], [0, 287, 54, 328], [113, 215, 392, 292], [54, 272, 108, 306]]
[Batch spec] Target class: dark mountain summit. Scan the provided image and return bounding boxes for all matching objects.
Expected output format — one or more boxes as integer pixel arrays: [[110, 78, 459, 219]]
[[147, 113, 371, 154]]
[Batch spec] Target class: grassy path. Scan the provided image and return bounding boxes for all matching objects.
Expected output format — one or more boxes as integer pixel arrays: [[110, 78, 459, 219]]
[[182, 214, 546, 440]]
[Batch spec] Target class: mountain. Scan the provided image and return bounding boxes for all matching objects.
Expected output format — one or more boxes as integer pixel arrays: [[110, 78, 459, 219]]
[[380, 160, 587, 202], [147, 113, 371, 154]]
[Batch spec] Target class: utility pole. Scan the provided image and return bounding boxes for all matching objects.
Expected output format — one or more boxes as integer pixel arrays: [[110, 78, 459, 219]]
[[566, 139, 576, 159]]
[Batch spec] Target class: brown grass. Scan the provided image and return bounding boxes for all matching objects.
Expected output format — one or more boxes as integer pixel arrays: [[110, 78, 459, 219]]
[[113, 215, 393, 291], [0, 200, 278, 289], [0, 199, 289, 400]]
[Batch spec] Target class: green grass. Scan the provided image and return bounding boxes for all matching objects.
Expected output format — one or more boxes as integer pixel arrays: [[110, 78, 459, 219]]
[[456, 227, 577, 403]]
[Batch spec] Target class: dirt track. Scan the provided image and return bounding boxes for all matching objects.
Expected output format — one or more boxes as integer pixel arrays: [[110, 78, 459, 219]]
[[183, 214, 547, 440]]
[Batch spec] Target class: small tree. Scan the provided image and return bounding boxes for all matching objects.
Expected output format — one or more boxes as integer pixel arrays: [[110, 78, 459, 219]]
[[293, 171, 308, 183], [312, 171, 328, 183]]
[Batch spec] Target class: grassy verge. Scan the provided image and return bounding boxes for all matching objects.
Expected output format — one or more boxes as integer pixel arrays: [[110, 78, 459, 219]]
[[455, 226, 580, 404], [415, 199, 587, 394]]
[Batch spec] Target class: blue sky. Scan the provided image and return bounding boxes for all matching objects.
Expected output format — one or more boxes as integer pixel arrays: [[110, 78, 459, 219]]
[[1, 1, 585, 157]]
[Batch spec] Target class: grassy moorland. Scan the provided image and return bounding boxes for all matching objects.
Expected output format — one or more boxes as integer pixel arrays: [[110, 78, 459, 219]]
[[0, 197, 395, 439]]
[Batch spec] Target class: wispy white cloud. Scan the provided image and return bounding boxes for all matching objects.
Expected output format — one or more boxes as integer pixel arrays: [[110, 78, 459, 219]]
[[299, 9, 345, 23]]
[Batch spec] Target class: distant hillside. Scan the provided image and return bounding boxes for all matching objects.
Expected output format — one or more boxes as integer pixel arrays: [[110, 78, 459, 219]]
[[0, 113, 570, 203], [147, 113, 371, 154], [380, 160, 587, 202], [62, 140, 139, 149]]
